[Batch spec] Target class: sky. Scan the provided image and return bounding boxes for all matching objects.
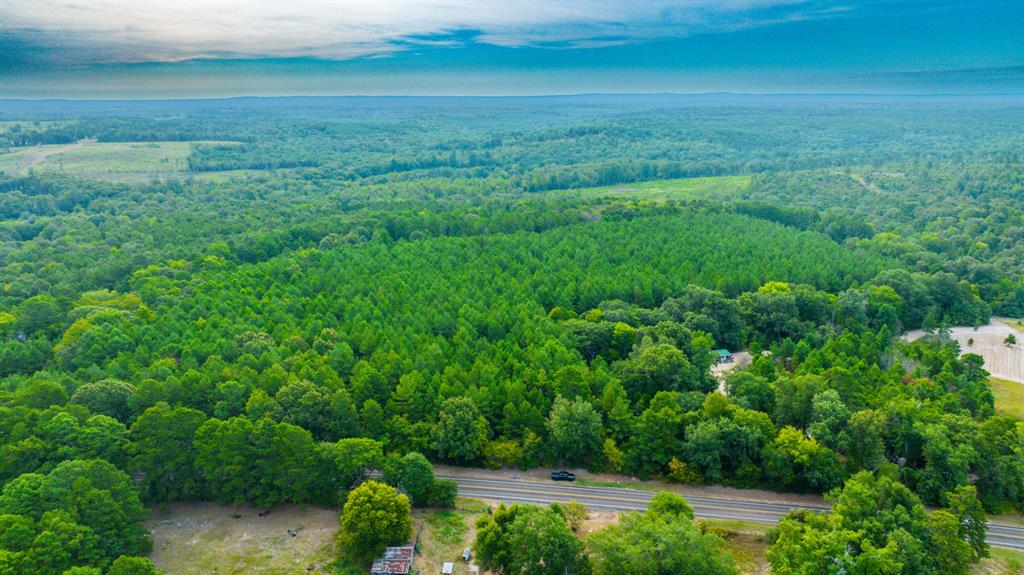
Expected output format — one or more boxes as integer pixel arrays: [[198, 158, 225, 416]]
[[2, 0, 1023, 98]]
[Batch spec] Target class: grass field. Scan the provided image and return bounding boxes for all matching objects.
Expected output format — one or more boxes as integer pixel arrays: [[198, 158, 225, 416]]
[[696, 518, 771, 574], [413, 500, 488, 575], [548, 175, 752, 201], [0, 140, 236, 182], [147, 502, 337, 575], [992, 377, 1024, 419]]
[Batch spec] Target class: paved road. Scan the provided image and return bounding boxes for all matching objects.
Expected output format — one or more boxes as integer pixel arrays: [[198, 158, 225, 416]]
[[444, 475, 1024, 550]]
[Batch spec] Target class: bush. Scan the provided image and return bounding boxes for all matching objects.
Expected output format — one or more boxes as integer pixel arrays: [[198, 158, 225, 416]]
[[428, 478, 458, 508], [602, 438, 624, 473], [667, 457, 701, 484], [649, 491, 694, 519], [484, 439, 523, 469]]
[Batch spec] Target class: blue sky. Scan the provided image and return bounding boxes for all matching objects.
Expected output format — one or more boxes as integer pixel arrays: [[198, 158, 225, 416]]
[[2, 0, 1022, 98]]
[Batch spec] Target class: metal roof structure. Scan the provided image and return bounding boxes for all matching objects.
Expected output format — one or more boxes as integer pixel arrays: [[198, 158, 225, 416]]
[[370, 545, 415, 574]]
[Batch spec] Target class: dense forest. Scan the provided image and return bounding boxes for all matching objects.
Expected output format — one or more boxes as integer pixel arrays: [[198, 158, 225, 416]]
[[0, 96, 1022, 574]]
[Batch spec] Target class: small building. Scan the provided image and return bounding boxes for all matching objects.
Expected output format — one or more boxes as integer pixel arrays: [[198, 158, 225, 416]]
[[442, 562, 454, 574], [714, 349, 734, 364], [370, 545, 415, 575]]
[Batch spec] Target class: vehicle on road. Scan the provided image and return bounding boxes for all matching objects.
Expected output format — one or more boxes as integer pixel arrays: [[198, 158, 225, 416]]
[[551, 471, 576, 482]]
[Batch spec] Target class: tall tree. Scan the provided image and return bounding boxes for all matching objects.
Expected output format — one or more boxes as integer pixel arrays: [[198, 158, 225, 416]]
[[338, 481, 412, 563], [432, 397, 489, 463], [547, 396, 603, 468], [588, 492, 735, 575], [475, 504, 590, 575]]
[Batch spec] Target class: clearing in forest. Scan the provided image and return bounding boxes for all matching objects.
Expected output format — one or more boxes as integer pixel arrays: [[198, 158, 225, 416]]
[[146, 502, 337, 574], [904, 318, 1024, 384], [0, 140, 236, 181]]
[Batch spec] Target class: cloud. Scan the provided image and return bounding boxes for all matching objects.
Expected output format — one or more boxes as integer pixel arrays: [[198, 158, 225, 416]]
[[2, 0, 840, 65]]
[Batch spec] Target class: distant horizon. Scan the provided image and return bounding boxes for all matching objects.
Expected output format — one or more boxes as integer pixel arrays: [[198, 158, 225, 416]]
[[3, 1, 1021, 99], [4, 91, 1023, 103]]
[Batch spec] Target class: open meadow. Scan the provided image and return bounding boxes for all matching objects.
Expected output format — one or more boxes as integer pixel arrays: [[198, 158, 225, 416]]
[[0, 140, 237, 181]]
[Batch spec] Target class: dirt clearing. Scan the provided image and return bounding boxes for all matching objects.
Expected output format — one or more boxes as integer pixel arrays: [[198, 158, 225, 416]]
[[146, 502, 337, 575], [905, 318, 1024, 383]]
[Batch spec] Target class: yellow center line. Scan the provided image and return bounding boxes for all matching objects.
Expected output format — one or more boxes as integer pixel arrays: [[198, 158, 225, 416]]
[[456, 484, 788, 513], [457, 484, 651, 502]]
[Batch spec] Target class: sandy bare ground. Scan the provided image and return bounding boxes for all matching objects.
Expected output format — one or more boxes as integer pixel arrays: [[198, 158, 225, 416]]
[[146, 502, 337, 574], [904, 318, 1024, 384]]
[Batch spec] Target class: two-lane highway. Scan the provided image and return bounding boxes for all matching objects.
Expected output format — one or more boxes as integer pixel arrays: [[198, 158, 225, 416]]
[[443, 475, 1024, 550]]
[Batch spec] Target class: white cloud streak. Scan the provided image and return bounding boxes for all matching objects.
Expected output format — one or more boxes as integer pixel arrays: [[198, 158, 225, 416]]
[[3, 0, 827, 63]]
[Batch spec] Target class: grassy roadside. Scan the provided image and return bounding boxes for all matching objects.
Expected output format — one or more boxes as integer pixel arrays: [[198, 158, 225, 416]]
[[976, 548, 1024, 574]]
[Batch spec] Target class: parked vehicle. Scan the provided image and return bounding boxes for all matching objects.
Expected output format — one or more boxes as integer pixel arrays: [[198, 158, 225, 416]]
[[551, 470, 576, 482]]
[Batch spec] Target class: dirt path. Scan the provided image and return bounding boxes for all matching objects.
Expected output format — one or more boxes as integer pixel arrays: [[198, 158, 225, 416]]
[[904, 318, 1024, 384]]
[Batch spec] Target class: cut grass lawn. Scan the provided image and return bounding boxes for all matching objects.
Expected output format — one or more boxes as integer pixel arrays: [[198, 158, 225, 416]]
[[548, 175, 752, 201], [991, 377, 1024, 419], [0, 140, 237, 181]]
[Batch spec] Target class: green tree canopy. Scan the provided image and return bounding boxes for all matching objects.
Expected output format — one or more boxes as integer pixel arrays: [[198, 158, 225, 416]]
[[338, 480, 412, 563], [475, 504, 590, 575]]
